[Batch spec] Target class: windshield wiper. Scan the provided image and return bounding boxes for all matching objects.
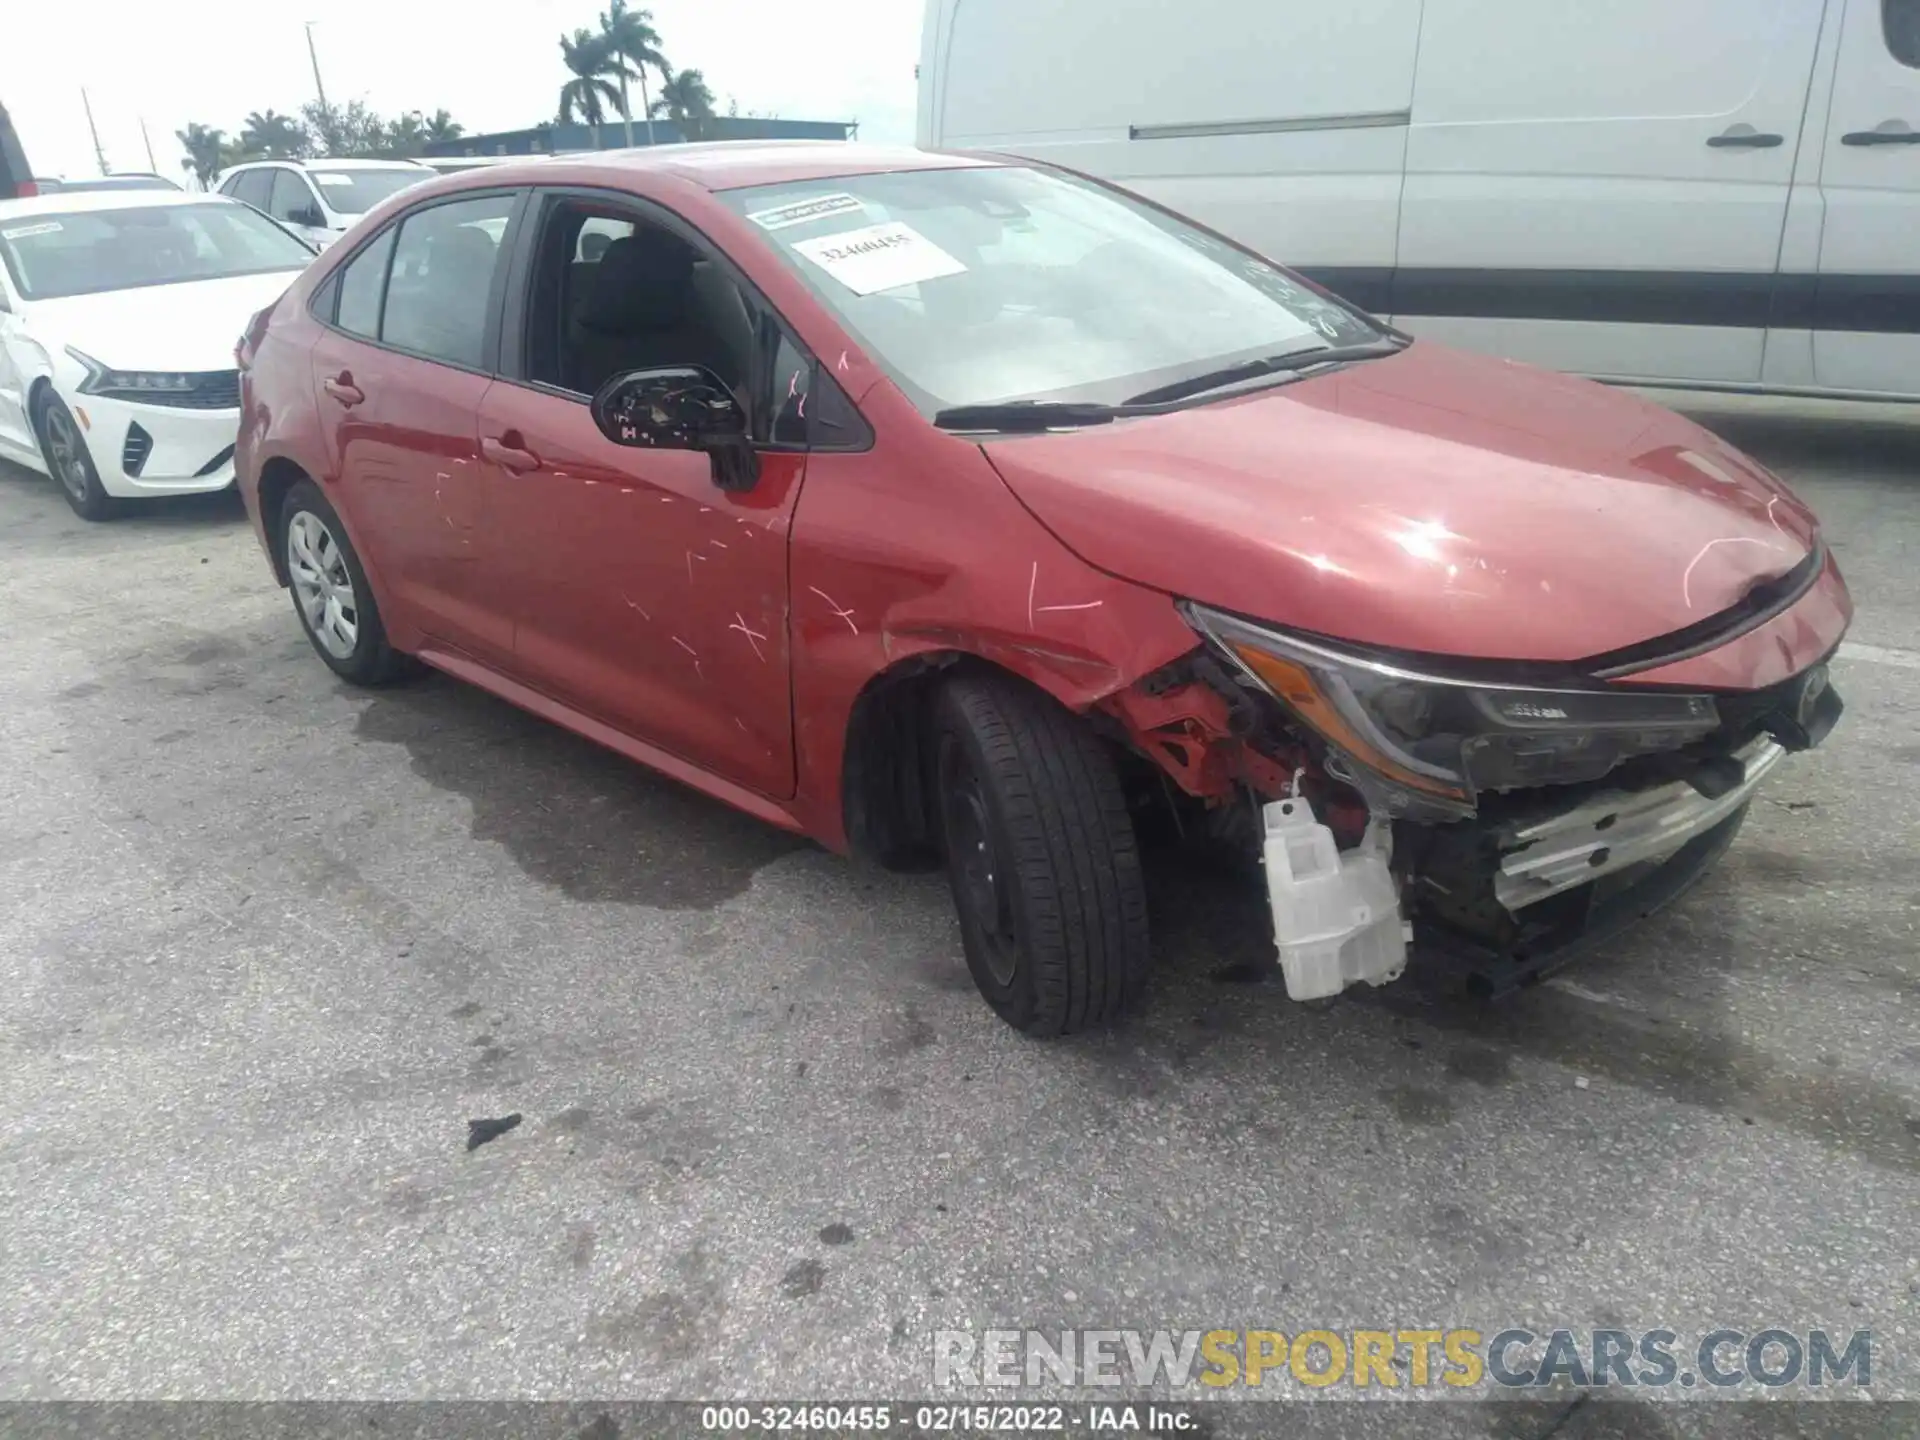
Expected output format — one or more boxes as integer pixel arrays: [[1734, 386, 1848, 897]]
[[932, 401, 1120, 433], [1124, 336, 1410, 407]]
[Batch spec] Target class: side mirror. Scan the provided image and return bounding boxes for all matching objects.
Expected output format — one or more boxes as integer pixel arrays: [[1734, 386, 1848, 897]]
[[590, 365, 760, 491], [291, 205, 325, 229]]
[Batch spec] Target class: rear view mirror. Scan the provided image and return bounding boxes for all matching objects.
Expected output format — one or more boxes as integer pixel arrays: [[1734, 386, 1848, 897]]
[[590, 365, 759, 491]]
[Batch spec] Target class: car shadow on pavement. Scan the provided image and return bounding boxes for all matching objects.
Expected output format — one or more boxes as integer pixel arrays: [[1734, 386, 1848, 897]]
[[1131, 838, 1920, 1179], [0, 455, 247, 533], [352, 672, 807, 911]]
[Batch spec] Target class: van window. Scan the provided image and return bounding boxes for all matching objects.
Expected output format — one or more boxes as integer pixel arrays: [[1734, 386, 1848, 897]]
[[1888, 0, 1920, 67]]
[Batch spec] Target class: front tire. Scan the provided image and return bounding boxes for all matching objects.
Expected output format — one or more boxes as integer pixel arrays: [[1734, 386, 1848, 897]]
[[35, 392, 118, 522], [933, 671, 1151, 1036], [279, 479, 412, 686]]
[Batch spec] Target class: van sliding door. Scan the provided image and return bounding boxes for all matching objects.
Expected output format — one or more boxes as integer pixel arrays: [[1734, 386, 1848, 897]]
[[926, 0, 1425, 308], [1805, 0, 1920, 395], [1395, 0, 1826, 386]]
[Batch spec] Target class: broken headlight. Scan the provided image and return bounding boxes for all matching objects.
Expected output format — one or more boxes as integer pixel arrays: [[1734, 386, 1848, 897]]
[[1183, 603, 1720, 818]]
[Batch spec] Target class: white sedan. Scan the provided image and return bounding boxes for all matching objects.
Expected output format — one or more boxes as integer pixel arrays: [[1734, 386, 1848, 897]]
[[0, 190, 315, 519]]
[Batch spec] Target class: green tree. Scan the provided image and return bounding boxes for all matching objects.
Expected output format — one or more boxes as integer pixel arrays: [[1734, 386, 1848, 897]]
[[175, 123, 228, 187], [239, 109, 308, 159], [423, 109, 464, 145], [300, 99, 385, 158], [597, 0, 667, 146], [649, 66, 716, 141], [558, 29, 622, 128], [380, 111, 429, 158]]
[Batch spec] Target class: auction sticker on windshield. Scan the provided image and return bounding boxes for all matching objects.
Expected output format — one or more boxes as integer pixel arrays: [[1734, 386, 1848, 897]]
[[313, 174, 355, 187], [792, 221, 966, 296], [748, 193, 866, 231], [1, 221, 63, 239]]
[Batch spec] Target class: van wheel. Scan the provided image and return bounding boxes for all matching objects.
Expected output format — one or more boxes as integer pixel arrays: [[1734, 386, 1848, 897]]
[[279, 479, 413, 686], [35, 392, 118, 521], [932, 672, 1151, 1036]]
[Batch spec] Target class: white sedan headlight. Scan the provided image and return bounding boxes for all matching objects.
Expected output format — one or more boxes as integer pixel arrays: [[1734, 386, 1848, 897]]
[[66, 346, 199, 399]]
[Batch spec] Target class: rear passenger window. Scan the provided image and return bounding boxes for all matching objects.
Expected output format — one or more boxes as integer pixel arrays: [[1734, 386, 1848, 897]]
[[379, 194, 515, 369], [1888, 0, 1920, 68], [334, 228, 396, 338]]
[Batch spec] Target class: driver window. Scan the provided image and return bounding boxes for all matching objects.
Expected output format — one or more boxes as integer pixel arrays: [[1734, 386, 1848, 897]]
[[523, 198, 757, 406], [268, 170, 317, 225]]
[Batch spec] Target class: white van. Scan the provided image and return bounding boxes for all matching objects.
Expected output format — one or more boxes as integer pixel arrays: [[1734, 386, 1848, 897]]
[[918, 0, 1920, 401]]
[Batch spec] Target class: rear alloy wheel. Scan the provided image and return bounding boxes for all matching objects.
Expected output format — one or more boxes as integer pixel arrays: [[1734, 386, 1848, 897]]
[[933, 671, 1151, 1036], [279, 479, 412, 686], [36, 392, 118, 521]]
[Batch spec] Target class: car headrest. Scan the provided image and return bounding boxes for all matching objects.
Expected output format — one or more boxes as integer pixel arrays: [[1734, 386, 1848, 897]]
[[583, 228, 693, 332], [432, 225, 498, 283]]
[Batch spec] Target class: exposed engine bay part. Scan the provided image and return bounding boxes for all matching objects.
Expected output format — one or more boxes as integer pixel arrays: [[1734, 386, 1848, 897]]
[[1098, 668, 1304, 802], [1262, 792, 1408, 1001]]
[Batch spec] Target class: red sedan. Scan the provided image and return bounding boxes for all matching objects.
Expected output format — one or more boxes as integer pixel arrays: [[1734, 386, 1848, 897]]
[[235, 144, 1849, 1034]]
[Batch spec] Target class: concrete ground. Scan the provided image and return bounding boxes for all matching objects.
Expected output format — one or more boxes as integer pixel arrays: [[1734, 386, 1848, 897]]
[[1, 395, 1917, 1434]]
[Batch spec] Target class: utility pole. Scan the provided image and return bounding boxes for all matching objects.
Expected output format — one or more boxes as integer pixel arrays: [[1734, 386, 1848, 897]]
[[305, 22, 330, 113], [80, 88, 109, 175], [139, 117, 158, 172]]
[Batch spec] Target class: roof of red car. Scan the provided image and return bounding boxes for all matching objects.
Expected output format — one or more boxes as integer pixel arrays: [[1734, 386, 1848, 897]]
[[469, 142, 997, 194]]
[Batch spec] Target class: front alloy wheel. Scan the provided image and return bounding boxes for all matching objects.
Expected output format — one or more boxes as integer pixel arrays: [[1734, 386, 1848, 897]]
[[932, 671, 1151, 1036], [37, 394, 117, 521]]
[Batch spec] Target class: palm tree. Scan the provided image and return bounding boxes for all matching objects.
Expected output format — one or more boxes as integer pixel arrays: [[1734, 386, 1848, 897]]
[[649, 66, 717, 142], [597, 0, 666, 147], [423, 109, 464, 145], [381, 111, 429, 158], [175, 123, 228, 188], [558, 29, 621, 129], [239, 109, 307, 159]]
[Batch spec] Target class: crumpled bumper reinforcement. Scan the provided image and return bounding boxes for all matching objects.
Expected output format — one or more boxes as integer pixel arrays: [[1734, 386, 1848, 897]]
[[1494, 737, 1785, 912]]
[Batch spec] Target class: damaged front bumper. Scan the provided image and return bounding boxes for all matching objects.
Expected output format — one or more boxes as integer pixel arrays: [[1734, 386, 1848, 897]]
[[1263, 724, 1825, 1001], [1492, 736, 1784, 911]]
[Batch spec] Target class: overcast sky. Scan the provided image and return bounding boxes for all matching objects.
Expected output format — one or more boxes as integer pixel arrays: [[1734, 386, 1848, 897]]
[[2, 0, 924, 182]]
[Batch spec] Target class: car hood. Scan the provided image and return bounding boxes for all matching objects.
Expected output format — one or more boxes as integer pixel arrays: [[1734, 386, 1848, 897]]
[[980, 344, 1820, 664], [31, 271, 302, 372]]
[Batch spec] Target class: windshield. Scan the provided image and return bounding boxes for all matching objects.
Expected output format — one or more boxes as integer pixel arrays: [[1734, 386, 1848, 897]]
[[310, 168, 429, 215], [719, 165, 1381, 414], [0, 202, 313, 299]]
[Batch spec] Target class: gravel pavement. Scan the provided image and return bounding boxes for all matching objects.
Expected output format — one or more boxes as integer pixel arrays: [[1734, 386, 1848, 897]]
[[1, 394, 1916, 1436]]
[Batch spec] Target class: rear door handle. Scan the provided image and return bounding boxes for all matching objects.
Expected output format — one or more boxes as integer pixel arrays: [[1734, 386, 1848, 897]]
[[1707, 124, 1783, 149], [321, 373, 364, 407], [1842, 121, 1920, 147], [481, 435, 541, 473]]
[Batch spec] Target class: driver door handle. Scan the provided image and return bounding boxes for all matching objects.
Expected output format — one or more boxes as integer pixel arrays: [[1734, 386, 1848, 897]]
[[322, 373, 364, 407], [481, 434, 541, 473], [1707, 124, 1783, 149], [1842, 121, 1920, 147]]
